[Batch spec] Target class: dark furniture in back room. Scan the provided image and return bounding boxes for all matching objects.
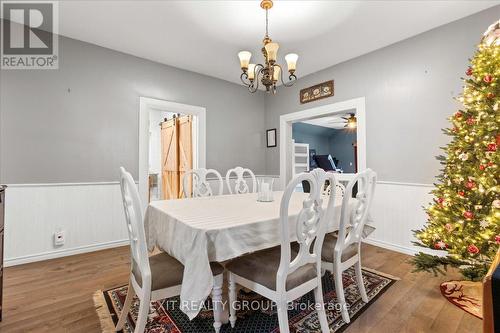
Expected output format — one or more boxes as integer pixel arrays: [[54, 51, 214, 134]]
[[0, 185, 5, 321]]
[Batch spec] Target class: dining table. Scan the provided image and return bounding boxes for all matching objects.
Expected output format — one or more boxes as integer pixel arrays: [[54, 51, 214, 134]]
[[144, 190, 349, 320]]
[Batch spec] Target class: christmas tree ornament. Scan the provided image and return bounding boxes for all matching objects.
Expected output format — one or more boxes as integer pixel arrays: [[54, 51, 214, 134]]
[[467, 244, 480, 254], [463, 211, 474, 219], [412, 19, 500, 281]]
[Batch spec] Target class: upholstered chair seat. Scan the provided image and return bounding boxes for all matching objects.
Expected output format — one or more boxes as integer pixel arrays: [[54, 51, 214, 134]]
[[321, 234, 358, 262], [132, 253, 224, 291], [226, 246, 316, 291]]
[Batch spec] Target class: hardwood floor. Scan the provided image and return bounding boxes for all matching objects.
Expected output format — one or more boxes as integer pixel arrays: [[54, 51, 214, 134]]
[[0, 244, 481, 333]]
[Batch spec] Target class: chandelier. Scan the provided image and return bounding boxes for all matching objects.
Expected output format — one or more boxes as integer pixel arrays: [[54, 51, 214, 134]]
[[237, 0, 298, 94]]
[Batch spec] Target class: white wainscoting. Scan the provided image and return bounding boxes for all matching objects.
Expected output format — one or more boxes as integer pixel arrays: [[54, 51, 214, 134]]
[[4, 182, 129, 267], [365, 181, 436, 256], [3, 178, 436, 267]]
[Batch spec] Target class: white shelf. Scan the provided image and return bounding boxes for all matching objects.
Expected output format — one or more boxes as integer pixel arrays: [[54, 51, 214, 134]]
[[292, 140, 310, 177]]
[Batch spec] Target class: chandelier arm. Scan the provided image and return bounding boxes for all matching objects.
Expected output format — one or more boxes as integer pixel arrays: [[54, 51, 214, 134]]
[[240, 72, 251, 86], [278, 63, 297, 87], [248, 65, 264, 93]]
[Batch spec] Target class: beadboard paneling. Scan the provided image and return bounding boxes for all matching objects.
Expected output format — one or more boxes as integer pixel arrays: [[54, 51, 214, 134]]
[[366, 181, 436, 255], [3, 179, 437, 266], [4, 182, 129, 266]]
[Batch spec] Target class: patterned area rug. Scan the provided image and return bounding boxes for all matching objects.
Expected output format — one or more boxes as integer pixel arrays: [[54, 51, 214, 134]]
[[94, 268, 397, 333], [440, 280, 483, 319]]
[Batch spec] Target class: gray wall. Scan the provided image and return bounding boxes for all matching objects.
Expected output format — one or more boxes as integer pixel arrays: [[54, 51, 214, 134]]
[[0, 34, 266, 184], [292, 123, 356, 173], [328, 130, 357, 173], [292, 123, 336, 155], [264, 6, 500, 183]]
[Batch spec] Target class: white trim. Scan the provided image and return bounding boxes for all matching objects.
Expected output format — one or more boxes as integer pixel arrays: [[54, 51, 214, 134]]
[[5, 181, 138, 188], [363, 238, 446, 257], [139, 97, 206, 207], [377, 180, 434, 188], [279, 97, 367, 188], [4, 239, 129, 267]]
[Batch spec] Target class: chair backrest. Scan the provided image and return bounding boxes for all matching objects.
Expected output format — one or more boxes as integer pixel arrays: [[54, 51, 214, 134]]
[[335, 169, 377, 257], [182, 168, 223, 198], [276, 168, 338, 292], [225, 166, 257, 194], [119, 167, 151, 287], [322, 180, 345, 198]]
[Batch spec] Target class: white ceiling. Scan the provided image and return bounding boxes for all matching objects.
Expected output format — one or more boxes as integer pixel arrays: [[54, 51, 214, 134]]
[[12, 1, 500, 84], [302, 113, 353, 129]]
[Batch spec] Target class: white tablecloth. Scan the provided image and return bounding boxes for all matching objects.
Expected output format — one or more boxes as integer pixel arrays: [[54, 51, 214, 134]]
[[144, 191, 345, 320]]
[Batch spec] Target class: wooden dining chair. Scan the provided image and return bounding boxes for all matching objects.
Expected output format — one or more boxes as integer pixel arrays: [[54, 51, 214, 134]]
[[182, 168, 223, 198], [117, 167, 225, 333], [225, 166, 257, 194], [226, 169, 337, 333], [321, 169, 377, 324]]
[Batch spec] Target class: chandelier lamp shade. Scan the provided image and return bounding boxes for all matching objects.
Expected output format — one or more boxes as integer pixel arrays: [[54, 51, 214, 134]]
[[238, 0, 298, 94]]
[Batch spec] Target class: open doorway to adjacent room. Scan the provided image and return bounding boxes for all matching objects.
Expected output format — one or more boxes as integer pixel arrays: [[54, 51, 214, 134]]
[[279, 97, 366, 188], [139, 98, 206, 206]]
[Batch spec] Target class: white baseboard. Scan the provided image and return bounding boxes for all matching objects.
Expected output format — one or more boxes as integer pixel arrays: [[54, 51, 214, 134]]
[[4, 239, 129, 267]]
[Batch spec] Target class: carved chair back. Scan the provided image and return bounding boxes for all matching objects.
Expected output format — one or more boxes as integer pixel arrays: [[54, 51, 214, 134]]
[[225, 167, 257, 194], [276, 169, 337, 292], [119, 167, 151, 287], [335, 169, 377, 258], [182, 168, 223, 198]]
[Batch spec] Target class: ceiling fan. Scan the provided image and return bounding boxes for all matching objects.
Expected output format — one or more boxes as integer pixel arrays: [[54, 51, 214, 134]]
[[328, 113, 357, 129]]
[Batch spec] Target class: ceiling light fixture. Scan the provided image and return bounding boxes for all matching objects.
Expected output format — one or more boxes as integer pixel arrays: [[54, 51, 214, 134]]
[[238, 0, 298, 94]]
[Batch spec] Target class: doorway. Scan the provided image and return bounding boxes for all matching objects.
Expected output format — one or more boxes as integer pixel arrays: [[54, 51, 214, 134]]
[[139, 97, 206, 207], [279, 97, 366, 188]]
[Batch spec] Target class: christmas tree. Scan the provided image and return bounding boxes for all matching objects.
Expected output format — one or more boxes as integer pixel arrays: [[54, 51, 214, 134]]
[[412, 21, 500, 281]]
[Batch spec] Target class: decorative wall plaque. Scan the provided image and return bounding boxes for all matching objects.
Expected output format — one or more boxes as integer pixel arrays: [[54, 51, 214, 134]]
[[300, 80, 334, 104]]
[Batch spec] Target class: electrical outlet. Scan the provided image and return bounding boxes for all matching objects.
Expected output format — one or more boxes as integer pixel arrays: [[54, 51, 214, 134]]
[[54, 230, 65, 246]]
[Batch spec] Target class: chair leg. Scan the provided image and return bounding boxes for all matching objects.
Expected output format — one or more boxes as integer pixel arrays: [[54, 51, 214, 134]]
[[276, 300, 290, 333], [212, 274, 223, 333], [134, 292, 151, 333], [116, 281, 135, 331], [333, 266, 350, 324], [314, 284, 330, 333], [355, 259, 368, 303], [228, 273, 237, 328]]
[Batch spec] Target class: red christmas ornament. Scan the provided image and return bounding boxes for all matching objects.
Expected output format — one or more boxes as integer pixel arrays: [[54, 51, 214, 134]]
[[452, 126, 458, 133], [479, 164, 486, 171], [463, 211, 474, 219], [454, 111, 463, 119], [466, 181, 476, 189], [466, 67, 473, 76], [467, 244, 480, 254], [434, 241, 447, 250], [484, 75, 494, 83], [487, 92, 495, 99], [488, 143, 497, 152], [495, 235, 500, 244], [488, 162, 494, 167], [437, 197, 444, 204], [466, 117, 475, 125], [458, 191, 465, 197]]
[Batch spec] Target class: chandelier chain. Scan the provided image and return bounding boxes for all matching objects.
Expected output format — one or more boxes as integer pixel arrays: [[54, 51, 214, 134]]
[[265, 9, 269, 38]]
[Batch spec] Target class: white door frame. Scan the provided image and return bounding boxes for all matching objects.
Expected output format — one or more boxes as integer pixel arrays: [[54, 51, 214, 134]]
[[139, 97, 206, 206], [279, 97, 366, 188]]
